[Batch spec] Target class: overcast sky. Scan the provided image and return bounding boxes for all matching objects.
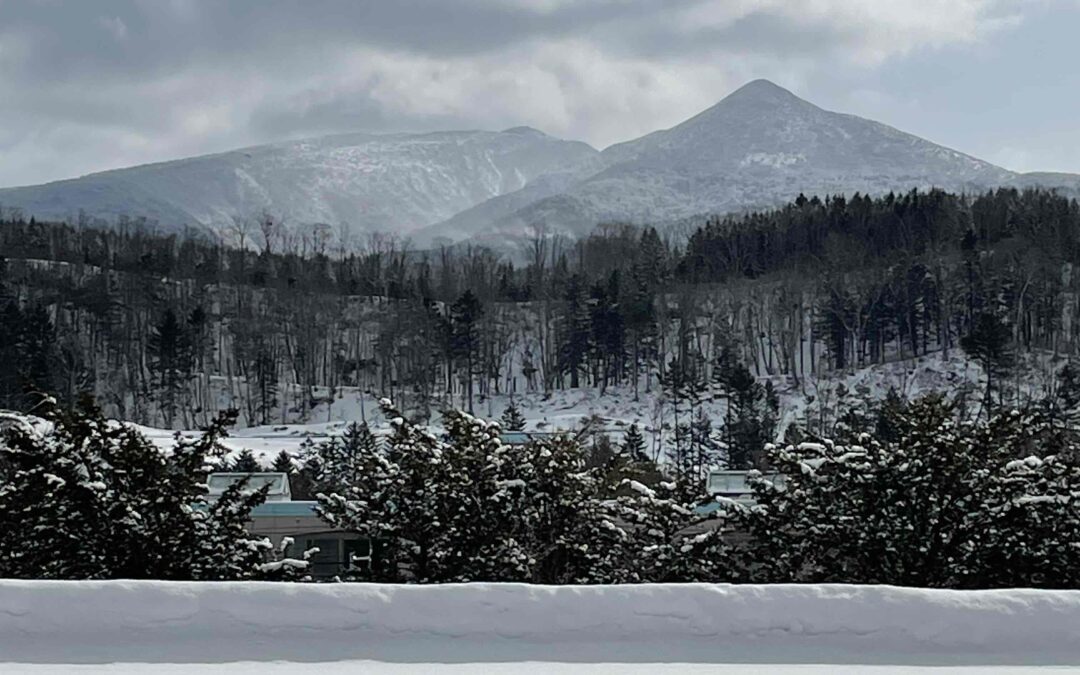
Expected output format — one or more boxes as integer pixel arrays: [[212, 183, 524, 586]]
[[1, 0, 1078, 188]]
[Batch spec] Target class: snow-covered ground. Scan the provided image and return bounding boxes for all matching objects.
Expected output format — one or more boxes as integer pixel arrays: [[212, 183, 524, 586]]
[[6, 664, 1073, 673], [135, 348, 1059, 468], [3, 581, 1079, 671]]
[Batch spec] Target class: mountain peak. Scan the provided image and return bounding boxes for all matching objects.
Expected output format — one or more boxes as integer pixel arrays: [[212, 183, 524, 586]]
[[722, 79, 801, 104], [501, 125, 546, 137]]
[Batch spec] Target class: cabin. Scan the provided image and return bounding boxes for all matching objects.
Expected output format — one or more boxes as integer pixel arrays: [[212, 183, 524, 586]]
[[205, 472, 370, 577], [692, 470, 787, 522]]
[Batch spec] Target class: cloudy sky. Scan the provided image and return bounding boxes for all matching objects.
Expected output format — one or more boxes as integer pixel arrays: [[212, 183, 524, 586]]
[[0, 0, 1078, 188]]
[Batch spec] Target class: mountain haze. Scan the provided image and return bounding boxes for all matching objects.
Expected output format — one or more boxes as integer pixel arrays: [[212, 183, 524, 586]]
[[0, 128, 598, 237], [2, 80, 1077, 245]]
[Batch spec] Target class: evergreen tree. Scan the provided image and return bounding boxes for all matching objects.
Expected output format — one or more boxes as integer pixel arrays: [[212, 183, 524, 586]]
[[0, 398, 271, 579], [271, 449, 295, 474], [961, 311, 1015, 412], [0, 300, 27, 409], [621, 423, 648, 461], [450, 291, 483, 413], [874, 387, 907, 442], [252, 340, 279, 425], [316, 399, 632, 583], [499, 400, 527, 431], [310, 421, 380, 494], [713, 350, 776, 469], [148, 308, 189, 428], [558, 274, 591, 389], [231, 448, 262, 473], [612, 477, 734, 582], [317, 399, 525, 582], [735, 395, 1080, 588]]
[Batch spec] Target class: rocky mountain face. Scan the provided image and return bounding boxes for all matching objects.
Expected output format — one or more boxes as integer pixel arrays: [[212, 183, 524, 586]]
[[3, 79, 1077, 245]]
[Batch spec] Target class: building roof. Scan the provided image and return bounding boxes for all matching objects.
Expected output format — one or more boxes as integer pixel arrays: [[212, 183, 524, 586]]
[[207, 472, 292, 501]]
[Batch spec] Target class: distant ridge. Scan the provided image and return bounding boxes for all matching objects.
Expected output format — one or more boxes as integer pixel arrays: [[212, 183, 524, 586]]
[[2, 79, 1077, 246]]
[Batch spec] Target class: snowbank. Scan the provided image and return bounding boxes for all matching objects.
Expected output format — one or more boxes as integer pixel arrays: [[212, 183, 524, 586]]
[[2, 581, 1079, 666]]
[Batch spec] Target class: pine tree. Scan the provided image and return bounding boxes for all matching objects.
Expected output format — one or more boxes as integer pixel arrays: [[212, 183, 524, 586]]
[[0, 397, 271, 580], [310, 421, 380, 494], [612, 477, 734, 582], [874, 387, 907, 442], [0, 301, 29, 409], [500, 400, 527, 431], [450, 291, 483, 413], [713, 352, 774, 469], [252, 343, 279, 425], [231, 448, 262, 473], [558, 275, 591, 389], [148, 308, 189, 428], [961, 311, 1015, 413], [735, 395, 1080, 588], [621, 423, 648, 461], [271, 449, 295, 473], [315, 399, 632, 583]]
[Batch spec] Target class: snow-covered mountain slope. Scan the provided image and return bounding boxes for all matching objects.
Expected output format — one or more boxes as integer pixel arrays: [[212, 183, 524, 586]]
[[0, 127, 598, 236], [5, 79, 1078, 244], [421, 80, 1080, 242]]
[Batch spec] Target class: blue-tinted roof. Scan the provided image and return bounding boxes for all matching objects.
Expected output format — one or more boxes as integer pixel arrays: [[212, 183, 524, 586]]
[[694, 502, 725, 515], [250, 501, 319, 517]]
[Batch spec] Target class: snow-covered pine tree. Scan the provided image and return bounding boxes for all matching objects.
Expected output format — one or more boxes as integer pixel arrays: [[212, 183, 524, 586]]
[[316, 399, 448, 581], [612, 477, 734, 582], [231, 448, 262, 473], [735, 395, 1080, 588], [951, 412, 1080, 589], [499, 400, 527, 431], [0, 397, 271, 579], [310, 421, 380, 493], [514, 434, 631, 584], [434, 410, 532, 581], [271, 449, 295, 473], [316, 401, 595, 582]]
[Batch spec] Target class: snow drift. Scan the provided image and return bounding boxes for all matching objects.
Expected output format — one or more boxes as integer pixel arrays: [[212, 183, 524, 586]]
[[3, 581, 1080, 666]]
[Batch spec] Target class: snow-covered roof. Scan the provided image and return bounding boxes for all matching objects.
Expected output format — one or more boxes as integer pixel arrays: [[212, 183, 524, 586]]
[[206, 472, 292, 502]]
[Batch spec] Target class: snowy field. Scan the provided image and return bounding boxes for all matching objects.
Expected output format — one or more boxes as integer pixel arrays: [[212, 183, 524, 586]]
[[133, 349, 1038, 468], [3, 581, 1080, 673], [7, 664, 1075, 673]]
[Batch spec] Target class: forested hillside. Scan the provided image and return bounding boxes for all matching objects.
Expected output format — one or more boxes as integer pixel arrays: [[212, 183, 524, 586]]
[[2, 188, 1079, 458]]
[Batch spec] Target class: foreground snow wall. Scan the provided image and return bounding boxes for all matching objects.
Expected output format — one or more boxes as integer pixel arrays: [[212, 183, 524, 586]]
[[2, 581, 1080, 666]]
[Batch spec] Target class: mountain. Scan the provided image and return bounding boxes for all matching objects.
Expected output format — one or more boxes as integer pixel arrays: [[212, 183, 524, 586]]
[[0, 127, 598, 236], [416, 80, 1079, 244], [4, 79, 1078, 245]]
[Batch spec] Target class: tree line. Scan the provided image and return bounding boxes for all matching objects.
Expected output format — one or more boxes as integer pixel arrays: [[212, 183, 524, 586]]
[[3, 391, 1078, 588], [1, 187, 1079, 433]]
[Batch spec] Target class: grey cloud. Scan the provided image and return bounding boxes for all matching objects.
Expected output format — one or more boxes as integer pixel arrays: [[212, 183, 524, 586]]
[[0, 0, 1059, 187]]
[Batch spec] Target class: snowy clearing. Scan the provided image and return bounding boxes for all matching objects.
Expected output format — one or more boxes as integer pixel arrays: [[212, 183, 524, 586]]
[[2, 581, 1080, 669]]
